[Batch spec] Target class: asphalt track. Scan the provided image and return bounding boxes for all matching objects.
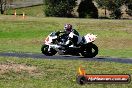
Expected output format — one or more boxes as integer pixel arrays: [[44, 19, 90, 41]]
[[0, 52, 132, 64]]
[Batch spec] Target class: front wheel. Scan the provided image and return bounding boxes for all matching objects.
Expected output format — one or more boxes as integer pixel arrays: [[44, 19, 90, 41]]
[[41, 44, 57, 56], [81, 43, 98, 58]]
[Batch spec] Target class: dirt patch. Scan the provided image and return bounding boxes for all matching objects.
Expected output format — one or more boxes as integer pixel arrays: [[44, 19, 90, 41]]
[[0, 63, 38, 75]]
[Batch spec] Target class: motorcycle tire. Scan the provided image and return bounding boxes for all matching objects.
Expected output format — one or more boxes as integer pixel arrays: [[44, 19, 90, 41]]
[[81, 43, 98, 58], [41, 44, 57, 56]]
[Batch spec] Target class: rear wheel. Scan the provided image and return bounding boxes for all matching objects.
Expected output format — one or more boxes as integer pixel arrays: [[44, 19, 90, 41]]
[[81, 43, 98, 58], [41, 44, 57, 56]]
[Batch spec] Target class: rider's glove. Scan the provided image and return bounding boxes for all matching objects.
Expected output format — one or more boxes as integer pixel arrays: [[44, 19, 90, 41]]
[[55, 31, 61, 36]]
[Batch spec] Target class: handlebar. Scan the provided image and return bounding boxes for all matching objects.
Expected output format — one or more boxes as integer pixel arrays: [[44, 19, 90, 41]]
[[55, 31, 65, 36], [59, 31, 65, 33]]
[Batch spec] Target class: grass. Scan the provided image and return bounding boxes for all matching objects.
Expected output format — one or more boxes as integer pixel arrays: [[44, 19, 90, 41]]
[[6, 5, 44, 17], [0, 15, 132, 58], [0, 56, 132, 88]]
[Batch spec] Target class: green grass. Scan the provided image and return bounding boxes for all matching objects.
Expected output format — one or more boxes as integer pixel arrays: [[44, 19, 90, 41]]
[[0, 5, 132, 88], [0, 56, 132, 88], [0, 15, 132, 58], [6, 5, 44, 17]]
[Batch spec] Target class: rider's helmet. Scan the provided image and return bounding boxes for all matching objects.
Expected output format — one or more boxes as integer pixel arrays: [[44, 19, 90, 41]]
[[64, 24, 72, 34]]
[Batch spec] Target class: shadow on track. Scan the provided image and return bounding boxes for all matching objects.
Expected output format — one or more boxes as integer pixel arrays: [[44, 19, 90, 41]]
[[0, 52, 132, 64]]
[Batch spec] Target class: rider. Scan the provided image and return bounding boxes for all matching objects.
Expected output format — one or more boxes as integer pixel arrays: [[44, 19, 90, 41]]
[[58, 24, 80, 47], [64, 24, 79, 36]]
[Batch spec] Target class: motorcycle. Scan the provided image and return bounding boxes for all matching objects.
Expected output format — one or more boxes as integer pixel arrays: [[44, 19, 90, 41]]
[[41, 31, 98, 58]]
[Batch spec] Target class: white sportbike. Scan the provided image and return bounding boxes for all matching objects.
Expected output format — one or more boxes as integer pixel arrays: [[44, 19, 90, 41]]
[[41, 31, 98, 58]]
